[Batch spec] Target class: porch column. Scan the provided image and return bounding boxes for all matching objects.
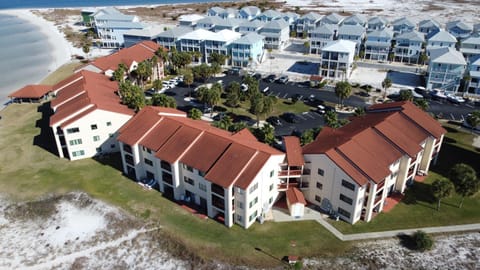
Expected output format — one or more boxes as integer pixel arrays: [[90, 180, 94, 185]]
[[224, 187, 233, 227], [364, 183, 376, 222]]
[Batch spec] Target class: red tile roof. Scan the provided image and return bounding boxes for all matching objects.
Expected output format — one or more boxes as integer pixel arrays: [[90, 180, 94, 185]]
[[117, 106, 284, 188], [49, 70, 134, 127], [283, 136, 304, 166], [303, 101, 446, 185], [286, 187, 307, 205], [88, 41, 160, 72], [9, 85, 52, 99]]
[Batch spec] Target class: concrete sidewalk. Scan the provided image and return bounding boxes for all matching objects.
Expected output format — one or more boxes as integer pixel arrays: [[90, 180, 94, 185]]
[[272, 208, 480, 241]]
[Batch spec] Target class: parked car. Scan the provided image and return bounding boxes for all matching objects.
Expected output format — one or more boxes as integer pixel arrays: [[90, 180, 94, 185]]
[[430, 89, 447, 101], [446, 94, 466, 104], [266, 116, 282, 126], [316, 105, 326, 114], [281, 112, 298, 123], [264, 74, 277, 83], [277, 75, 289, 84], [228, 67, 241, 75]]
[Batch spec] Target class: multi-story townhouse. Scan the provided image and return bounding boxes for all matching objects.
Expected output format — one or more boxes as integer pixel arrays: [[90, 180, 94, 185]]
[[426, 47, 467, 92], [364, 28, 394, 61], [155, 26, 193, 51], [49, 71, 135, 160], [467, 56, 480, 94], [426, 30, 457, 56], [79, 41, 164, 80], [295, 12, 322, 38], [178, 29, 212, 63], [213, 18, 243, 32], [418, 19, 441, 38], [178, 14, 205, 27], [217, 8, 238, 19], [259, 19, 290, 50], [91, 7, 144, 48], [282, 12, 300, 31], [446, 20, 473, 40], [123, 26, 164, 48], [230, 32, 265, 67], [342, 14, 367, 27], [391, 17, 416, 36], [367, 16, 388, 32], [237, 6, 261, 20], [460, 36, 480, 61], [309, 24, 336, 54], [302, 102, 446, 224], [206, 7, 225, 17], [256, 10, 282, 22], [319, 40, 356, 80], [117, 106, 285, 228], [393, 30, 425, 63], [196, 16, 223, 31], [337, 24, 366, 55], [204, 30, 242, 65], [319, 12, 345, 30], [238, 20, 264, 34]]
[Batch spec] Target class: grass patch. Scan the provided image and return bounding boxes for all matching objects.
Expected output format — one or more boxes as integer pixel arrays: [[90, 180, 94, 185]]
[[330, 125, 480, 234], [0, 103, 351, 267], [40, 62, 83, 85]]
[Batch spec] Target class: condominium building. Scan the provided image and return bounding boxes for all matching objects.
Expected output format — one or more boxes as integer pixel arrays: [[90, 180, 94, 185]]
[[204, 30, 242, 65], [230, 32, 265, 67], [117, 106, 285, 228]]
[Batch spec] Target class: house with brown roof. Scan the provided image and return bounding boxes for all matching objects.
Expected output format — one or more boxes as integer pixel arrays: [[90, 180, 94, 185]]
[[117, 106, 285, 228], [78, 41, 165, 81], [302, 102, 446, 224], [50, 70, 135, 160]]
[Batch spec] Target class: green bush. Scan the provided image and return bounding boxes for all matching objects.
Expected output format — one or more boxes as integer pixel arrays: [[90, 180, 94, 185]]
[[413, 230, 433, 251]]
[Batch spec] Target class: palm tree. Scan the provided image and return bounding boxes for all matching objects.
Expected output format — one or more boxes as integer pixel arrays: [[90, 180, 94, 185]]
[[414, 99, 429, 111], [334, 81, 352, 107], [382, 77, 392, 99]]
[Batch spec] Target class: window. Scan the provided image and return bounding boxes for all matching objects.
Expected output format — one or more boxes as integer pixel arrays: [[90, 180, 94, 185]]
[[249, 183, 258, 194], [106, 121, 112, 126], [269, 184, 274, 191], [123, 144, 132, 153], [146, 171, 154, 180], [199, 182, 207, 192], [72, 150, 85, 157], [110, 144, 115, 148], [198, 171, 205, 177], [96, 147, 102, 153], [269, 197, 273, 204], [144, 158, 153, 166], [91, 124, 98, 130], [318, 168, 324, 176], [237, 214, 243, 222], [66, 127, 79, 134], [249, 210, 258, 222], [124, 154, 134, 165], [339, 194, 353, 205], [270, 170, 274, 177], [184, 176, 194, 185], [93, 135, 100, 142], [316, 182, 323, 190], [238, 202, 244, 209], [338, 207, 351, 219], [315, 195, 322, 202], [69, 139, 82, 146], [182, 163, 193, 172], [161, 161, 171, 172], [109, 133, 114, 138], [342, 180, 355, 191], [249, 197, 258, 208]]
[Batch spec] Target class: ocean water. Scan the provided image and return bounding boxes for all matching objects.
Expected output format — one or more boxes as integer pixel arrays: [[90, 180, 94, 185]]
[[0, 0, 226, 9], [0, 13, 53, 106]]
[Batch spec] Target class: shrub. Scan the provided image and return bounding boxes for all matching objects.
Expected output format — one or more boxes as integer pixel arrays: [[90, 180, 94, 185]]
[[413, 230, 433, 251]]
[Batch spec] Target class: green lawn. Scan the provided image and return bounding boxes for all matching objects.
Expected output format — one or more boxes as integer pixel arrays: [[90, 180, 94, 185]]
[[0, 103, 350, 267], [330, 124, 480, 234]]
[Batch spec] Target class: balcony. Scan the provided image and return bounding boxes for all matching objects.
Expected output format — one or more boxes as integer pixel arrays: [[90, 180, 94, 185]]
[[211, 183, 225, 197], [374, 194, 383, 206], [211, 194, 225, 211], [278, 169, 303, 177], [376, 181, 385, 191], [278, 182, 299, 191]]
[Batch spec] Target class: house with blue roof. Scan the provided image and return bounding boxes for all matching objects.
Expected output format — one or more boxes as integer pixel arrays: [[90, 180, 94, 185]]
[[213, 18, 243, 32], [309, 24, 336, 54], [446, 20, 473, 40], [230, 32, 265, 67], [296, 12, 322, 37], [196, 16, 224, 31], [367, 16, 388, 32], [393, 30, 425, 63], [91, 7, 144, 48], [238, 20, 264, 34], [155, 26, 193, 50], [467, 56, 480, 94], [259, 19, 290, 49], [257, 10, 282, 22], [320, 13, 344, 28], [237, 6, 261, 20], [282, 12, 300, 29], [460, 36, 480, 61], [364, 28, 394, 61], [418, 19, 441, 38], [391, 17, 416, 36], [337, 24, 366, 55], [206, 7, 225, 17], [426, 47, 467, 92], [426, 30, 457, 55], [342, 14, 367, 27]]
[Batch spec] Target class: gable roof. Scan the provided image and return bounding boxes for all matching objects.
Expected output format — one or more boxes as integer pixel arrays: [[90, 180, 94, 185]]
[[9, 85, 52, 99], [49, 70, 134, 127], [368, 16, 388, 26], [259, 10, 282, 19], [156, 26, 193, 39], [312, 24, 336, 35], [262, 19, 289, 30], [338, 24, 366, 37], [367, 28, 394, 39], [88, 41, 160, 72], [301, 12, 322, 22], [180, 28, 215, 40], [303, 101, 446, 186], [429, 47, 467, 65], [283, 136, 304, 167], [428, 30, 457, 43], [446, 20, 473, 32], [322, 40, 356, 53], [118, 106, 284, 189], [239, 6, 261, 16], [232, 32, 264, 45], [321, 13, 344, 25], [396, 30, 425, 42], [343, 14, 367, 25], [239, 20, 264, 29], [286, 187, 307, 205], [419, 19, 440, 29], [392, 17, 415, 27]]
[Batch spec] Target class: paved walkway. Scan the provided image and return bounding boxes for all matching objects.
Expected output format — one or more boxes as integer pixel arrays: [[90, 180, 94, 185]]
[[271, 208, 480, 241]]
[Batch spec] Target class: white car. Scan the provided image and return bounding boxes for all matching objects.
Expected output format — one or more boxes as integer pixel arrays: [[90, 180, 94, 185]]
[[446, 94, 465, 104]]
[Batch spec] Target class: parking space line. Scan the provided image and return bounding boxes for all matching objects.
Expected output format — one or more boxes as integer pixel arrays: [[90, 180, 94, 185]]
[[282, 93, 288, 99], [306, 113, 316, 119], [297, 114, 307, 120], [466, 104, 474, 108], [276, 92, 281, 97]]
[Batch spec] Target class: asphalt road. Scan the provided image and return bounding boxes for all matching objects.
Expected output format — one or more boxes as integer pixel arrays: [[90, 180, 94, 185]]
[[164, 74, 479, 137]]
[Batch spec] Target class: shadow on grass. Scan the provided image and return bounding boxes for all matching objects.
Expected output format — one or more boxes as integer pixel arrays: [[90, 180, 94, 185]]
[[402, 182, 436, 210], [92, 152, 124, 172], [397, 233, 417, 251], [431, 142, 480, 177], [33, 102, 58, 156]]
